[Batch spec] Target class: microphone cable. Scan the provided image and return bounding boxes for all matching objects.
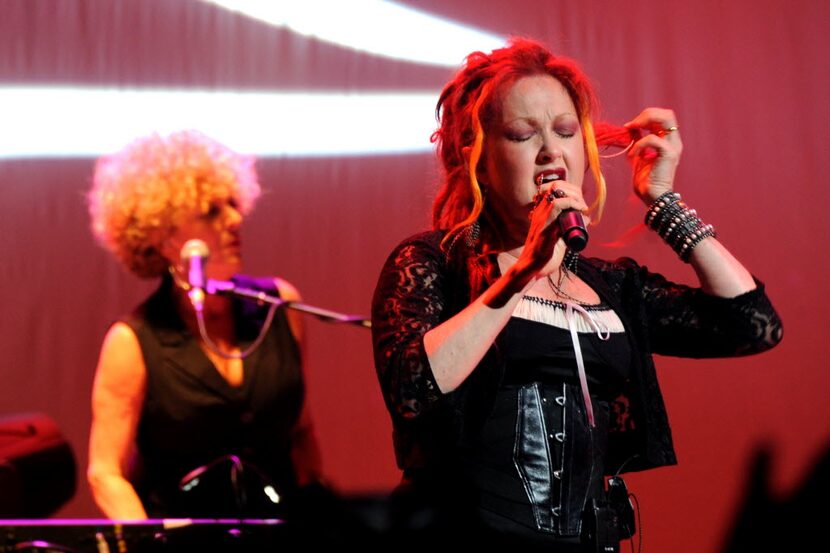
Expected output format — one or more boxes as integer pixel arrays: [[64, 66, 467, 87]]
[[169, 265, 279, 360]]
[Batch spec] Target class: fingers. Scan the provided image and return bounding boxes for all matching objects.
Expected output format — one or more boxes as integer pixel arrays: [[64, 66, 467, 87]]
[[625, 109, 683, 203], [625, 108, 683, 163], [534, 179, 587, 207], [520, 182, 587, 277], [532, 187, 566, 207], [530, 182, 588, 221], [625, 107, 680, 136], [628, 132, 682, 161], [626, 107, 681, 146]]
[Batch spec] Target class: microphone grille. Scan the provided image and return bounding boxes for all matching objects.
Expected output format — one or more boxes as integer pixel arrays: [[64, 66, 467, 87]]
[[180, 239, 209, 260]]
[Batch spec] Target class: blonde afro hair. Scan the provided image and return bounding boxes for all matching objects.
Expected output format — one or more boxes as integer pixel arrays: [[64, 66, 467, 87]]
[[87, 130, 260, 278]]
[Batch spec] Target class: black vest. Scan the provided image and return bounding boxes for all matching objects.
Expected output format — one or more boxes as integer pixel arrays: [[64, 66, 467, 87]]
[[125, 275, 304, 517]]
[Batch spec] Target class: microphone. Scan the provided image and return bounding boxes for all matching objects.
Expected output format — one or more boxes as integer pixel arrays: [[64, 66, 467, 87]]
[[180, 239, 209, 312], [535, 173, 589, 252], [558, 210, 589, 252]]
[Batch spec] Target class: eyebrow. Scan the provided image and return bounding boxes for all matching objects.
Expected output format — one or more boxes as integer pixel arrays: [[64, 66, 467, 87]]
[[503, 112, 579, 126]]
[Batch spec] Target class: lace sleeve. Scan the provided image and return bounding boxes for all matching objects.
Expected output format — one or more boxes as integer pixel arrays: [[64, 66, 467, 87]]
[[632, 261, 784, 358], [371, 233, 450, 425]]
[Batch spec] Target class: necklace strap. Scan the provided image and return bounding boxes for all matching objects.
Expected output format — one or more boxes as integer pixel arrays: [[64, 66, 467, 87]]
[[546, 274, 593, 306]]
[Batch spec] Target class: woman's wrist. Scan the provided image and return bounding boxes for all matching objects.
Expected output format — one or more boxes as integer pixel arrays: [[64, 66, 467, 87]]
[[504, 260, 537, 293], [484, 261, 535, 308], [641, 187, 674, 206]]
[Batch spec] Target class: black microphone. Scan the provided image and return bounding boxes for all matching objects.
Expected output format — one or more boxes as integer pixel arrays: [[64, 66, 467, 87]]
[[558, 210, 589, 252], [180, 239, 209, 312]]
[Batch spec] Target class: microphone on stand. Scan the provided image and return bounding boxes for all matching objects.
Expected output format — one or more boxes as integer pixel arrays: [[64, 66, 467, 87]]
[[180, 239, 209, 313]]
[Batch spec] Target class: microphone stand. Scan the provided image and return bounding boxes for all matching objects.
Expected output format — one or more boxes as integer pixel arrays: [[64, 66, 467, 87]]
[[207, 279, 371, 329]]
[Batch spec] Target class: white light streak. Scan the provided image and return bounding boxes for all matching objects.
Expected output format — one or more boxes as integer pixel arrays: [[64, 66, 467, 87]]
[[202, 0, 505, 67], [0, 87, 439, 158]]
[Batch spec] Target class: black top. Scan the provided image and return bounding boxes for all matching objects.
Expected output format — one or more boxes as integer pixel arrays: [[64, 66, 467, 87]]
[[462, 309, 631, 537], [371, 230, 783, 541], [502, 310, 630, 394], [124, 275, 305, 517]]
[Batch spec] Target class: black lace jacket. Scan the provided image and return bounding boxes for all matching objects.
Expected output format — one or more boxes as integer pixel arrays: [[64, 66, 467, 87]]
[[371, 230, 783, 475]]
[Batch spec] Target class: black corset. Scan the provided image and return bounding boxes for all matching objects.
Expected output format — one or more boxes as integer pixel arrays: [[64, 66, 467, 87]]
[[462, 382, 610, 536], [458, 315, 629, 537]]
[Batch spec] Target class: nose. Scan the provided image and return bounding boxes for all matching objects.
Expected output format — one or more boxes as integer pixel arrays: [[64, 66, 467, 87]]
[[537, 132, 562, 165], [223, 203, 243, 230]]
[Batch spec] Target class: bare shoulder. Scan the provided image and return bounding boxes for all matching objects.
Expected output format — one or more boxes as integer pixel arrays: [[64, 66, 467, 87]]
[[274, 277, 302, 302], [100, 322, 142, 362], [94, 322, 147, 396]]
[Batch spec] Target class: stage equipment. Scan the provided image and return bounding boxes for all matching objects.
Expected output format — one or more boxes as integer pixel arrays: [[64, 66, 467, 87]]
[[0, 412, 76, 517]]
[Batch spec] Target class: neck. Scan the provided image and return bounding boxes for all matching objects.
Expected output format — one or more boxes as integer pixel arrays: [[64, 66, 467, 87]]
[[498, 246, 526, 261], [168, 270, 233, 321]]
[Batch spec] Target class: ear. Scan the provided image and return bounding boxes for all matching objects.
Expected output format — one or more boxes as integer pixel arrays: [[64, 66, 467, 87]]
[[158, 236, 183, 271]]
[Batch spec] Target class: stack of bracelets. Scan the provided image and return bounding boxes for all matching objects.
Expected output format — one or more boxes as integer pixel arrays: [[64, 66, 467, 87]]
[[645, 191, 716, 262]]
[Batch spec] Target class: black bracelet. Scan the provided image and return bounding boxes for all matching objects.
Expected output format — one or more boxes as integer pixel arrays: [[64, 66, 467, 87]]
[[645, 192, 716, 263], [678, 224, 717, 262], [659, 207, 697, 240], [666, 214, 703, 245], [645, 191, 682, 230]]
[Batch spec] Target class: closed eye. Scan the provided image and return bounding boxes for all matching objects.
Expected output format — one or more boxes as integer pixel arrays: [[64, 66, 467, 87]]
[[506, 131, 534, 142], [554, 116, 580, 139]]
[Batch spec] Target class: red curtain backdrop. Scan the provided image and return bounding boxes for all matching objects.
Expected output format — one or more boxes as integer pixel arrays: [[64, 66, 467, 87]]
[[1, 2, 827, 552]]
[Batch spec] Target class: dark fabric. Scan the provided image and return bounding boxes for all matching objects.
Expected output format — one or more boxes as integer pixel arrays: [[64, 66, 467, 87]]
[[464, 316, 628, 536], [371, 229, 783, 537], [124, 274, 305, 517], [502, 315, 631, 396], [468, 382, 610, 537]]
